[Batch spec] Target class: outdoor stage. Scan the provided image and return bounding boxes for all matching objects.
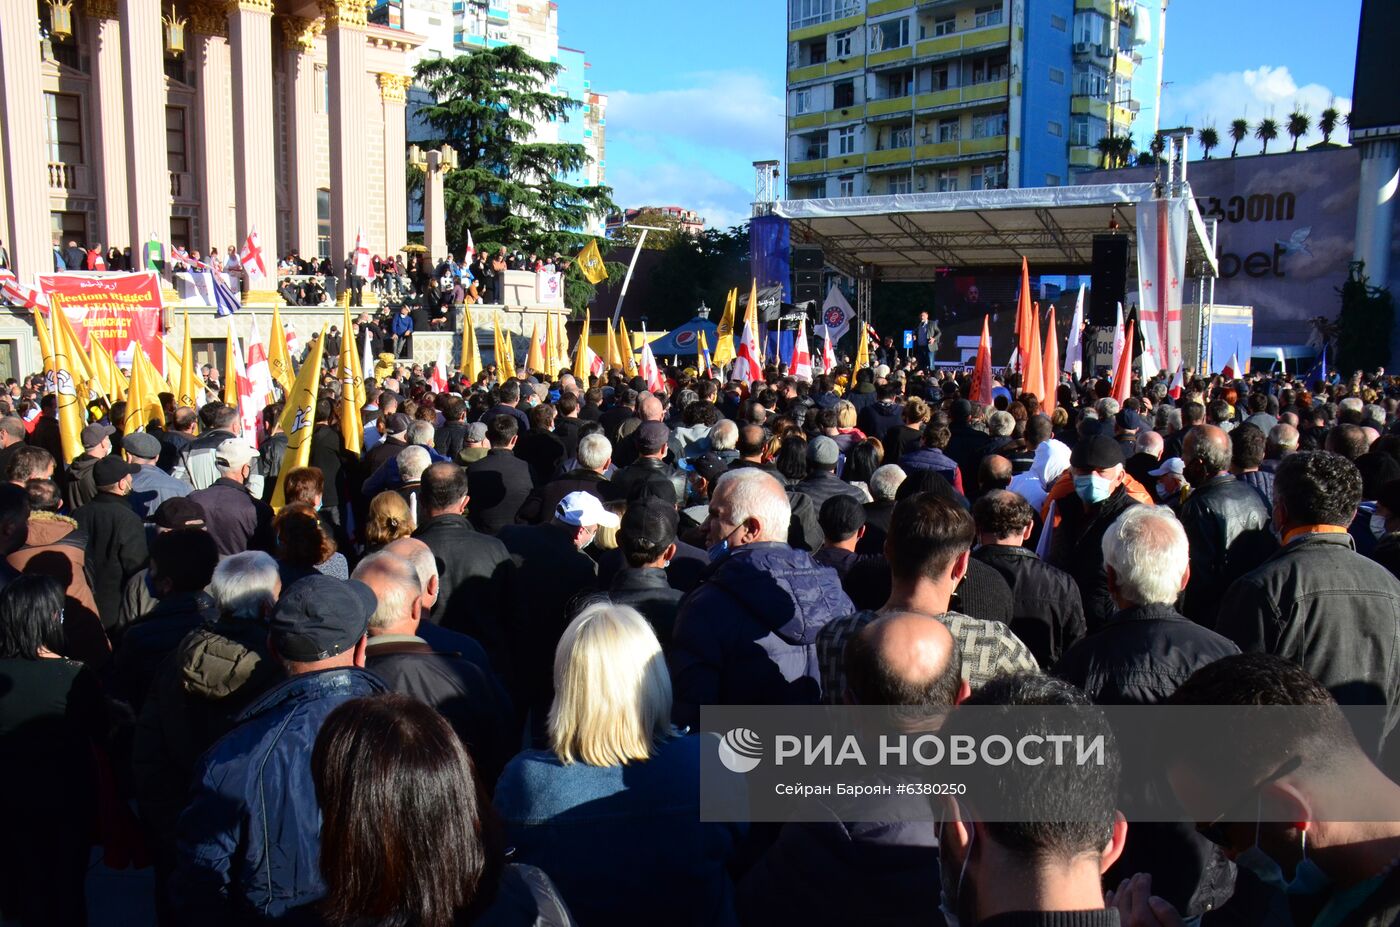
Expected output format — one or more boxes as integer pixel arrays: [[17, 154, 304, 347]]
[[772, 179, 1221, 372]]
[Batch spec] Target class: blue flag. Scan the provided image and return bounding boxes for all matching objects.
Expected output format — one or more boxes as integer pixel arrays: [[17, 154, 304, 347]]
[[1305, 345, 1328, 389]]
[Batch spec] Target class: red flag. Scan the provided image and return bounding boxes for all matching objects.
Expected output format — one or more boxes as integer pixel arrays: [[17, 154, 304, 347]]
[[431, 344, 449, 393], [1111, 320, 1136, 403], [640, 338, 666, 393], [1221, 351, 1241, 379], [353, 228, 375, 280], [1168, 361, 1185, 400], [1041, 305, 1059, 416], [239, 227, 268, 280], [1024, 303, 1043, 409], [790, 320, 813, 382], [971, 315, 994, 405], [1015, 256, 1033, 373]]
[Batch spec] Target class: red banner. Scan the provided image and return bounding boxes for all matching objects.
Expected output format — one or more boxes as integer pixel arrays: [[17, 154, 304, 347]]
[[38, 272, 165, 375]]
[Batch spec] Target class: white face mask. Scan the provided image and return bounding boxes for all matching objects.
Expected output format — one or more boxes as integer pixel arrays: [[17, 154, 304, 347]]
[[1371, 513, 1389, 539]]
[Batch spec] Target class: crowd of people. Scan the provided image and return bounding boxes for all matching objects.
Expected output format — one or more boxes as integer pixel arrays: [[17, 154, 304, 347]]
[[3, 342, 1400, 927]]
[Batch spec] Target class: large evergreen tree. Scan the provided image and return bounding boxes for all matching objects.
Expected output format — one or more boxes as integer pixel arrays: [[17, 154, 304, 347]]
[[413, 46, 615, 257]]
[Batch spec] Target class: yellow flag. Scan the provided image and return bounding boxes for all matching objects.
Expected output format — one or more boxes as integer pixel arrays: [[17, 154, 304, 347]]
[[854, 318, 871, 371], [271, 324, 328, 509], [525, 319, 545, 374], [338, 307, 363, 458], [493, 313, 516, 380], [45, 305, 85, 464], [617, 317, 638, 377], [544, 311, 559, 377], [267, 303, 293, 396], [605, 316, 621, 370], [712, 287, 737, 366], [697, 328, 711, 375], [161, 338, 182, 392], [177, 312, 201, 409], [52, 301, 95, 392], [124, 345, 165, 433], [573, 310, 591, 381], [577, 239, 608, 284], [460, 308, 482, 384], [743, 278, 763, 366], [224, 325, 239, 406], [90, 336, 127, 403]]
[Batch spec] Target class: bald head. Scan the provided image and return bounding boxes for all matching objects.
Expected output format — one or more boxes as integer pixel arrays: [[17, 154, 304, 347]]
[[1268, 423, 1299, 459], [383, 537, 439, 609], [843, 611, 965, 710], [1183, 424, 1231, 475], [351, 551, 422, 633], [639, 394, 664, 422], [1135, 430, 1164, 458]]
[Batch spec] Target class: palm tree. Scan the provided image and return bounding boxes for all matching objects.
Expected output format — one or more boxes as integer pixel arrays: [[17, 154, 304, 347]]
[[1286, 110, 1311, 151], [1255, 118, 1279, 155], [1198, 126, 1219, 159], [1114, 135, 1136, 168], [1095, 135, 1116, 169], [1228, 118, 1249, 157], [1318, 107, 1340, 145]]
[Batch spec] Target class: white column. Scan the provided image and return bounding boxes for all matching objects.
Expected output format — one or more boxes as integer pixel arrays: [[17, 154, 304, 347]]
[[378, 73, 410, 258], [86, 0, 130, 250], [0, 0, 52, 281], [191, 1, 233, 252], [229, 0, 278, 292], [280, 16, 321, 260], [119, 0, 171, 265], [321, 0, 368, 270]]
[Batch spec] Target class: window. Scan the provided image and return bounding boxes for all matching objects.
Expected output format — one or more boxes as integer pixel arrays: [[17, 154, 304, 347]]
[[1074, 11, 1105, 46], [795, 88, 812, 114], [169, 217, 191, 251], [1049, 67, 1065, 85], [972, 111, 1008, 138], [1111, 74, 1131, 104], [937, 117, 959, 143], [1071, 114, 1106, 147], [889, 174, 912, 194], [936, 168, 958, 192], [973, 161, 1007, 189], [890, 126, 912, 148], [805, 39, 827, 64], [315, 65, 328, 114], [1050, 13, 1067, 31], [837, 125, 856, 155], [803, 133, 829, 159], [834, 30, 853, 57], [1073, 63, 1108, 97], [837, 174, 855, 197], [166, 106, 187, 173], [882, 69, 912, 99], [51, 210, 86, 245], [933, 16, 955, 36], [969, 55, 1008, 83], [317, 188, 331, 260], [869, 18, 909, 52], [833, 80, 855, 108], [789, 0, 825, 29], [930, 64, 952, 90], [1047, 120, 1063, 137], [974, 5, 1003, 28], [44, 92, 83, 164]]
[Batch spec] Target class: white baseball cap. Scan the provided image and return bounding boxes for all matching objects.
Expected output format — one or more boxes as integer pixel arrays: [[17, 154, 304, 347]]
[[555, 491, 620, 529], [215, 438, 257, 471]]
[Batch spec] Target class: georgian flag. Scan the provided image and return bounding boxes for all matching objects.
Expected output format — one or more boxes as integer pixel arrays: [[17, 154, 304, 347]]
[[353, 228, 375, 280], [1221, 352, 1241, 380], [731, 319, 763, 383], [246, 312, 274, 407], [431, 344, 450, 393], [822, 323, 837, 372], [239, 227, 268, 281], [640, 337, 666, 394], [790, 319, 813, 382], [226, 319, 260, 446], [1168, 361, 1185, 400], [588, 347, 605, 378], [1063, 283, 1085, 378], [0, 270, 48, 310], [464, 229, 475, 261]]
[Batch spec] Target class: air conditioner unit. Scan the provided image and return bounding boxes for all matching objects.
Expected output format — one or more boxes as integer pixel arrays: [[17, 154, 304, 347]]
[[1096, 43, 1113, 57], [1126, 99, 1141, 113], [1073, 42, 1090, 54]]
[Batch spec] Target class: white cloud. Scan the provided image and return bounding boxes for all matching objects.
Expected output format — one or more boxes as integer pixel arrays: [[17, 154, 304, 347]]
[[1160, 65, 1352, 155], [600, 70, 785, 229]]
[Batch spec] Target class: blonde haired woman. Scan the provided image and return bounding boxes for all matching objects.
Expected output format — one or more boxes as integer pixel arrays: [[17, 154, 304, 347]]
[[363, 491, 413, 553], [493, 603, 743, 925]]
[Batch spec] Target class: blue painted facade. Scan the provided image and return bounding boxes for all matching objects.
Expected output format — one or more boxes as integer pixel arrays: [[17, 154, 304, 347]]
[[1018, 0, 1074, 186]]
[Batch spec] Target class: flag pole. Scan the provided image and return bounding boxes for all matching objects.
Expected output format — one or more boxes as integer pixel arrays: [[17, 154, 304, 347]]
[[611, 225, 667, 324]]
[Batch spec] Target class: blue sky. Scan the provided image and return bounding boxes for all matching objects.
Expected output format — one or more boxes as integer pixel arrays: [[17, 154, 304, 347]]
[[561, 0, 1361, 230]]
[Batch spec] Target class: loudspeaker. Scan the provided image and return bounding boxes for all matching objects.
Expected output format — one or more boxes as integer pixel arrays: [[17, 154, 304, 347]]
[[793, 246, 823, 270], [1089, 235, 1129, 326]]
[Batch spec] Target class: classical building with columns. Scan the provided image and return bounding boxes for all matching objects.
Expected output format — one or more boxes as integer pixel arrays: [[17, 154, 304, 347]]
[[0, 0, 422, 287]]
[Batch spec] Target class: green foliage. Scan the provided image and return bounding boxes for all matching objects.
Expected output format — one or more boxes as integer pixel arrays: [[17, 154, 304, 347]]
[[1198, 126, 1219, 159], [1318, 107, 1340, 145], [1337, 263, 1395, 375], [1255, 118, 1279, 155], [1286, 110, 1311, 151], [413, 46, 616, 257], [564, 257, 628, 315], [610, 209, 689, 251], [640, 225, 751, 329], [1228, 118, 1250, 157]]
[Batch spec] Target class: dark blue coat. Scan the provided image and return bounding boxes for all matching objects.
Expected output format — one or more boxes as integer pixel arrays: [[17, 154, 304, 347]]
[[171, 666, 387, 925], [669, 542, 852, 727]]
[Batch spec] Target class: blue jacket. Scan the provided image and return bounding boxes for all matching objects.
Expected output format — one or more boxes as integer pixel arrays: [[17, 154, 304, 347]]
[[391, 313, 414, 336], [494, 734, 743, 926], [669, 542, 852, 727], [171, 667, 387, 925]]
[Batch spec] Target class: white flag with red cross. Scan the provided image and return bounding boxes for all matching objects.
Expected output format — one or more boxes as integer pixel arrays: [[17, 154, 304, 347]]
[[239, 227, 268, 281]]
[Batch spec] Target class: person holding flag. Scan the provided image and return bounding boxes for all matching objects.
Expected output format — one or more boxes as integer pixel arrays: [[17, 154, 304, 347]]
[[790, 319, 813, 382], [246, 313, 274, 408], [711, 288, 737, 369], [271, 325, 328, 508], [43, 306, 86, 465], [224, 319, 260, 445]]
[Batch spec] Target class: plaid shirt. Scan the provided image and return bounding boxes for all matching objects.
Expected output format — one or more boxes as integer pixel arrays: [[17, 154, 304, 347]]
[[817, 609, 1039, 703]]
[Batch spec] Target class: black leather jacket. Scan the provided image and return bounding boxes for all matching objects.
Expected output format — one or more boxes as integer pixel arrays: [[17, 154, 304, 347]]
[[1177, 473, 1276, 625]]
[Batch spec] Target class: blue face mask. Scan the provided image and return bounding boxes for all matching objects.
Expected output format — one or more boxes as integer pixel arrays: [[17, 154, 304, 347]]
[[1073, 472, 1114, 504], [1234, 813, 1332, 896], [707, 524, 742, 562]]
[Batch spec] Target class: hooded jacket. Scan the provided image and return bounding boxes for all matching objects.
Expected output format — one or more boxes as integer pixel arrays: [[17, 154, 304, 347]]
[[1007, 439, 1071, 513], [8, 511, 109, 667], [669, 542, 853, 727]]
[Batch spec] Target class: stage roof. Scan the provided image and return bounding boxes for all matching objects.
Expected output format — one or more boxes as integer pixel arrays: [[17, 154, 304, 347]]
[[773, 182, 1217, 282]]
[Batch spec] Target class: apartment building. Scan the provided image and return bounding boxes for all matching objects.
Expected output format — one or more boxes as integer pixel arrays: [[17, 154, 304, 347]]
[[785, 0, 1152, 199]]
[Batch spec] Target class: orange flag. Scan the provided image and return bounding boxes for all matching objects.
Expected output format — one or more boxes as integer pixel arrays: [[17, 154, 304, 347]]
[[1023, 302, 1043, 409], [1041, 304, 1059, 416], [1111, 320, 1136, 403], [971, 315, 994, 405], [1015, 256, 1033, 372]]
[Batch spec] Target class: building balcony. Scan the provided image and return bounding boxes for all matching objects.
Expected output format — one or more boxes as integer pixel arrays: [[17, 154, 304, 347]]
[[169, 171, 194, 201], [787, 103, 866, 130], [486, 4, 509, 21], [789, 151, 868, 177], [786, 54, 867, 86], [913, 23, 1009, 60], [867, 95, 913, 117], [914, 79, 1009, 112], [1071, 96, 1137, 127], [868, 0, 913, 15], [867, 45, 914, 67], [913, 134, 1008, 161], [1069, 146, 1102, 168], [47, 161, 89, 195], [788, 11, 865, 43], [867, 146, 913, 166]]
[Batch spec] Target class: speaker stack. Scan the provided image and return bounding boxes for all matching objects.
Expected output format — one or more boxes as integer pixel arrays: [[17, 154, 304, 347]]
[[792, 245, 823, 306], [1089, 235, 1128, 326]]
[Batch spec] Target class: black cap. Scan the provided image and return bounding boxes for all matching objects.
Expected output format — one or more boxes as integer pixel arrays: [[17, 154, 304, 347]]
[[620, 498, 678, 551], [153, 496, 206, 529], [636, 421, 670, 455], [1070, 433, 1125, 470], [93, 456, 141, 487], [269, 575, 376, 662], [1115, 408, 1143, 432], [691, 452, 728, 488]]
